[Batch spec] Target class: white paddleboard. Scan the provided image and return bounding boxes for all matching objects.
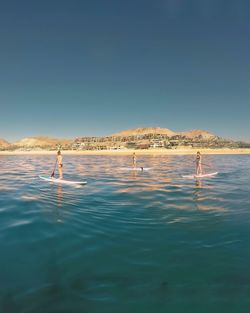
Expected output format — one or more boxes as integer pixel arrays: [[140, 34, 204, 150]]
[[119, 167, 151, 171], [182, 172, 218, 179], [39, 176, 87, 185]]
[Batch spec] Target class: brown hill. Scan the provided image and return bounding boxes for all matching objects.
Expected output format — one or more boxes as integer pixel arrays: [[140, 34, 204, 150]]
[[0, 138, 10, 147], [178, 129, 216, 139], [110, 127, 216, 139], [111, 127, 177, 137], [14, 137, 72, 148]]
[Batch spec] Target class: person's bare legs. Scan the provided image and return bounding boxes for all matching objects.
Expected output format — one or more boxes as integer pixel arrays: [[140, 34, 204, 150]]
[[196, 163, 202, 175], [58, 166, 63, 179]]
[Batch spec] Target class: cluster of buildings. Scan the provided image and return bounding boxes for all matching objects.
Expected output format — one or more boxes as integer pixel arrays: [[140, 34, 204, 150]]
[[71, 133, 240, 150], [1, 132, 248, 151]]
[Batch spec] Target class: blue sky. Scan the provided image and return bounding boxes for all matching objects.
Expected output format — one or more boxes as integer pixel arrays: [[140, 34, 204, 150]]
[[0, 0, 250, 142]]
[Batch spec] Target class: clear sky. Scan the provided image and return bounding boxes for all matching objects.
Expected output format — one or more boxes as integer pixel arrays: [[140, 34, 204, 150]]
[[0, 0, 250, 142]]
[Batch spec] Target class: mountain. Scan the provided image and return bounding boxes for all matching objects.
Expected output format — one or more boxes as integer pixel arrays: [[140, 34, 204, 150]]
[[110, 127, 177, 137], [110, 127, 216, 139], [14, 137, 72, 148], [0, 138, 10, 147], [178, 129, 216, 139]]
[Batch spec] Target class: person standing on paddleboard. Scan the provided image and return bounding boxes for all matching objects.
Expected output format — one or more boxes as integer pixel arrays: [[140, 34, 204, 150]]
[[196, 151, 202, 175], [57, 150, 63, 179], [132, 152, 137, 168]]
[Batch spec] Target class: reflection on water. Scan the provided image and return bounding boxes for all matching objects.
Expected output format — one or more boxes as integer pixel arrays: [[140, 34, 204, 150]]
[[57, 184, 62, 208], [0, 154, 250, 312]]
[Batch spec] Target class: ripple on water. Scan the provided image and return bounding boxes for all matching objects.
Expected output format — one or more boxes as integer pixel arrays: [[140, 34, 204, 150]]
[[0, 154, 250, 312]]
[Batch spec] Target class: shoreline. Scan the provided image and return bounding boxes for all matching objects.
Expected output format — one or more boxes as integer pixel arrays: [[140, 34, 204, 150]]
[[1, 148, 250, 156]]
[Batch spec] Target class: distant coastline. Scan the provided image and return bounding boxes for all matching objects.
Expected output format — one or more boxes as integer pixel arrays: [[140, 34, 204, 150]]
[[1, 127, 250, 152], [1, 148, 250, 156]]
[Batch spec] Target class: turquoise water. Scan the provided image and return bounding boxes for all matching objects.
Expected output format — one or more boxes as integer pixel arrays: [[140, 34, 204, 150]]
[[1, 154, 250, 313]]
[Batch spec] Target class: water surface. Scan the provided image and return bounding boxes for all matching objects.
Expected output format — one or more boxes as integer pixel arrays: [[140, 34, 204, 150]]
[[1, 154, 250, 313]]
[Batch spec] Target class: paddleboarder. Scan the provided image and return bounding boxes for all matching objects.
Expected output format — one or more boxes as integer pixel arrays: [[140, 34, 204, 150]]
[[57, 150, 63, 179], [196, 151, 202, 176], [132, 152, 137, 168]]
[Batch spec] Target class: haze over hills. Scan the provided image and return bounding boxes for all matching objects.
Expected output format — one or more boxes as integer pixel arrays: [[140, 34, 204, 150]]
[[13, 137, 72, 148], [0, 139, 10, 147]]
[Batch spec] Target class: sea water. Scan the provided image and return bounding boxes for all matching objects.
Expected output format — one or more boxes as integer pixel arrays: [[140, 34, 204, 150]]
[[0, 154, 250, 313]]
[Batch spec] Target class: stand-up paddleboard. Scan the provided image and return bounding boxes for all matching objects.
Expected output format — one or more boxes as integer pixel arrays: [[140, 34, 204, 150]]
[[119, 167, 151, 171], [39, 176, 87, 185], [182, 172, 218, 179]]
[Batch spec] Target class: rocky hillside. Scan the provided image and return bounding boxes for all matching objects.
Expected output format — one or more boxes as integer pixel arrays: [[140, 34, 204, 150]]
[[111, 127, 176, 137], [178, 129, 216, 139], [111, 127, 216, 139]]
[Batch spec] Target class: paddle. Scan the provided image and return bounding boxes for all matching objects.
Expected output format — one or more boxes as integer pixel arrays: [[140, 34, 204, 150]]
[[193, 160, 214, 169], [51, 159, 58, 177], [201, 162, 214, 169]]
